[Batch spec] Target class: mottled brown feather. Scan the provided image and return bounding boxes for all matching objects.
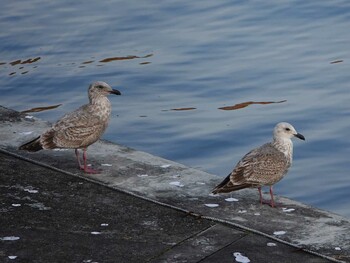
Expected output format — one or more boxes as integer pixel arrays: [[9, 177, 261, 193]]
[[40, 103, 110, 149], [19, 81, 119, 153], [213, 143, 289, 194]]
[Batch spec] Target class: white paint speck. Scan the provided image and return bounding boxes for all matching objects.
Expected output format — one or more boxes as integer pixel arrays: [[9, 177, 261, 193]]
[[8, 256, 17, 260], [233, 252, 250, 263], [101, 223, 109, 227], [273, 231, 286, 236], [101, 163, 112, 167], [282, 208, 295, 213], [137, 174, 149, 177], [24, 189, 38, 193], [225, 197, 239, 202], [160, 164, 171, 168], [25, 115, 34, 119], [254, 212, 261, 216], [335, 247, 341, 251], [238, 210, 247, 214], [267, 242, 277, 247], [196, 182, 206, 185], [19, 131, 33, 135], [204, 203, 219, 208], [1, 236, 20, 241], [12, 204, 21, 207], [91, 232, 101, 235], [169, 181, 184, 187]]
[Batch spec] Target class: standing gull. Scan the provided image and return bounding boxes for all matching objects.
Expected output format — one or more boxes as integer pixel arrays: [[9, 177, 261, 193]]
[[19, 81, 121, 174], [212, 122, 305, 207]]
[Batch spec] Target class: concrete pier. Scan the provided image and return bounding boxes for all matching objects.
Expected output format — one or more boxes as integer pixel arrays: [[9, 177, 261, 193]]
[[1, 106, 349, 263]]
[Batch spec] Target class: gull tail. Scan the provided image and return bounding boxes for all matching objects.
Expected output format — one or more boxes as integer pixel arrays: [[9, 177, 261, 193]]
[[212, 173, 231, 194], [212, 173, 250, 194], [19, 136, 43, 152]]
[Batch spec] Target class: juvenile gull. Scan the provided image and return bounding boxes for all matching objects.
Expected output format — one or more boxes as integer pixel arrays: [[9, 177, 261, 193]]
[[212, 122, 305, 207], [19, 81, 121, 174]]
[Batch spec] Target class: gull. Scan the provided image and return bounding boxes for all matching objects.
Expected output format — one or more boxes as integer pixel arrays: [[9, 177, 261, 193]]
[[19, 81, 121, 174], [212, 122, 305, 207]]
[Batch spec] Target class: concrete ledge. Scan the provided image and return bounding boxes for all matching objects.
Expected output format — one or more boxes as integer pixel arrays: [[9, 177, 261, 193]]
[[1, 105, 349, 262]]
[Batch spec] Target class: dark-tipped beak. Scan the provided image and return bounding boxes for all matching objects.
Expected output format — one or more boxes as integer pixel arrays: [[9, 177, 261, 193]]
[[294, 133, 305, 141], [110, 89, 121, 95]]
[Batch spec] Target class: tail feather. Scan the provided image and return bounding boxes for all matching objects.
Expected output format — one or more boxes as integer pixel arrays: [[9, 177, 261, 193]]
[[19, 136, 43, 152], [212, 173, 231, 194], [212, 173, 251, 194]]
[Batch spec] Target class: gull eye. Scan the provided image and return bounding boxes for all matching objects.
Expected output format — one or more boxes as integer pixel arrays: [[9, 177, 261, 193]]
[[285, 127, 291, 131]]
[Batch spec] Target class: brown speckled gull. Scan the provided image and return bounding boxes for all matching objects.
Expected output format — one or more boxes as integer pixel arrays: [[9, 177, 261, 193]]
[[19, 81, 121, 174], [212, 122, 305, 207]]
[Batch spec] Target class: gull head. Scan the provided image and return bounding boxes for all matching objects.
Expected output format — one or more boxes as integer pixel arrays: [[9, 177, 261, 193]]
[[273, 122, 305, 141], [88, 81, 121, 99]]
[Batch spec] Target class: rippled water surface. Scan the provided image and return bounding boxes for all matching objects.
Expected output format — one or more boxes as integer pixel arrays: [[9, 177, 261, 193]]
[[1, 1, 350, 217]]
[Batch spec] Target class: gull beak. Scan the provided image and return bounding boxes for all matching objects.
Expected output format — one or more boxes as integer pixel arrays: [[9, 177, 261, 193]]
[[294, 133, 305, 141], [110, 89, 121, 95]]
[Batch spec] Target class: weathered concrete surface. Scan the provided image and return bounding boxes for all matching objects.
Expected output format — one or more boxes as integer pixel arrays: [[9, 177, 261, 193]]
[[1, 152, 214, 262], [1, 105, 349, 262], [0, 152, 332, 263]]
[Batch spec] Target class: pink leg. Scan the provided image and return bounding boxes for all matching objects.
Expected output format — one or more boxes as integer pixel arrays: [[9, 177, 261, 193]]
[[268, 186, 282, 208], [82, 148, 100, 174], [258, 187, 277, 207], [75, 148, 100, 174]]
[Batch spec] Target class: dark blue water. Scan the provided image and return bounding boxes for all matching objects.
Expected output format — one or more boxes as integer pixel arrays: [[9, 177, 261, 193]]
[[1, 0, 350, 217]]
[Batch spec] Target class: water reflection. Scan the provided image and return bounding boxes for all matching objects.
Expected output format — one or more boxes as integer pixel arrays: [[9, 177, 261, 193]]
[[2, 57, 41, 76], [9, 57, 41, 65], [3, 53, 152, 76], [170, 107, 197, 111], [21, 104, 62, 114], [218, 100, 287, 111], [99, 54, 153, 63], [330, 59, 344, 64]]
